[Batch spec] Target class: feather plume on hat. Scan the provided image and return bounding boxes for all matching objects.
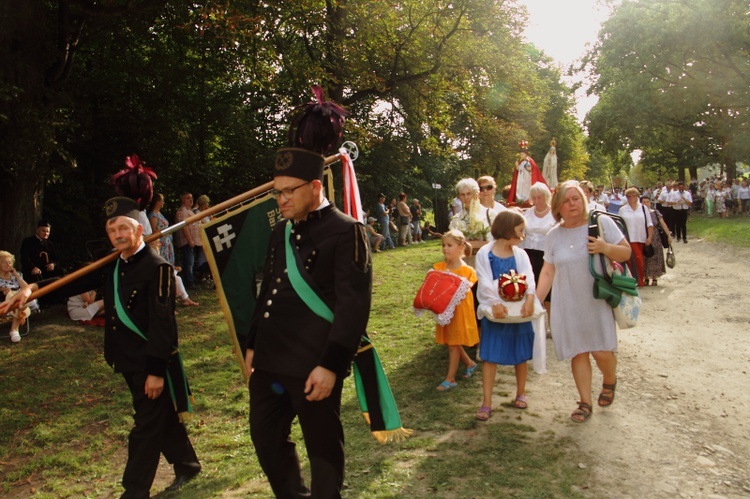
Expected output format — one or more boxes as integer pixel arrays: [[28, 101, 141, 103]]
[[287, 85, 348, 154], [274, 86, 349, 181], [111, 154, 157, 210]]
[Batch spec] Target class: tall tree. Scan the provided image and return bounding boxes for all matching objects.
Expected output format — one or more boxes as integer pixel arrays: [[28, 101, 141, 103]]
[[0, 0, 168, 257], [584, 0, 750, 181], [2, 0, 586, 262]]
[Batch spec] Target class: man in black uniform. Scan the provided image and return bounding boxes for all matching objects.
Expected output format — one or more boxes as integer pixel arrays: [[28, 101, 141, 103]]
[[244, 145, 372, 498], [20, 219, 65, 283], [2, 197, 200, 498]]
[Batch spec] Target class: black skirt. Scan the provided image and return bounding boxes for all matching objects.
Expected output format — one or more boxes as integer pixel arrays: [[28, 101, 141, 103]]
[[524, 248, 551, 302]]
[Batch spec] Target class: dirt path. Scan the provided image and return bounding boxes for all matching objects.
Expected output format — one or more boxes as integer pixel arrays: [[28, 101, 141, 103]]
[[522, 237, 750, 498]]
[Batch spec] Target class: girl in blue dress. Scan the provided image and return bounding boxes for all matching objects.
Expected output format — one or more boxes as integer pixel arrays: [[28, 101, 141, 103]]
[[474, 211, 538, 421]]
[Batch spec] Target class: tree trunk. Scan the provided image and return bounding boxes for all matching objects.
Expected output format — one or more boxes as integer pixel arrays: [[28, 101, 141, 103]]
[[725, 155, 736, 180], [0, 1, 56, 257], [434, 196, 451, 233], [688, 166, 698, 181], [0, 174, 44, 258]]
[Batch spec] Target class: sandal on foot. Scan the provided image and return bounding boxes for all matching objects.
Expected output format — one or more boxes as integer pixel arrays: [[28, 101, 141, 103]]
[[475, 405, 492, 421], [462, 363, 478, 379], [571, 402, 592, 423], [436, 380, 457, 392], [598, 382, 617, 407], [513, 394, 528, 409]]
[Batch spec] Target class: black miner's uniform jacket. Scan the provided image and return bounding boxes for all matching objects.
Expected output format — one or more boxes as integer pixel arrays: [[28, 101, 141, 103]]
[[246, 205, 372, 379], [42, 246, 177, 376]]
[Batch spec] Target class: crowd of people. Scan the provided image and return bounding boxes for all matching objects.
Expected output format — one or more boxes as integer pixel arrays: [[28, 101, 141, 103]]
[[692, 176, 750, 218], [420, 169, 720, 427], [370, 193, 432, 251], [1, 189, 213, 344], [2, 102, 744, 498]]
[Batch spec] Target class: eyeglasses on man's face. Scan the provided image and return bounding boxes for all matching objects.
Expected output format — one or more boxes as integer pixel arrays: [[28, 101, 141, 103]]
[[272, 181, 311, 200]]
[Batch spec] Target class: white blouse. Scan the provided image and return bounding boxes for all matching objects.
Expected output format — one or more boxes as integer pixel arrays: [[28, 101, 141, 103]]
[[521, 208, 556, 251], [618, 202, 653, 243]]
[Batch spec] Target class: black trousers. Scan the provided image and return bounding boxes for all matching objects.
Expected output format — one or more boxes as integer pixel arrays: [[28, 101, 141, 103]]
[[524, 248, 550, 302], [673, 209, 689, 241], [121, 372, 199, 498], [249, 369, 345, 499], [661, 206, 675, 235]]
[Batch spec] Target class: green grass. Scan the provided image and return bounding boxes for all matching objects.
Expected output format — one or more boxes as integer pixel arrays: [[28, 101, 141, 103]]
[[687, 213, 750, 247], [2, 241, 589, 498]]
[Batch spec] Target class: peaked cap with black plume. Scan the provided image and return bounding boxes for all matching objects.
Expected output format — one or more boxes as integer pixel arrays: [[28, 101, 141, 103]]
[[274, 85, 348, 181]]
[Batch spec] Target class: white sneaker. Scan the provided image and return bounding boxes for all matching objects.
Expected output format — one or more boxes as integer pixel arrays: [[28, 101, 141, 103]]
[[10, 330, 21, 343]]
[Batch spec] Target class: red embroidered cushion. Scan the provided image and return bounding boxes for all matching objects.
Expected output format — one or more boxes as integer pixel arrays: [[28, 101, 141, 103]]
[[413, 270, 472, 326]]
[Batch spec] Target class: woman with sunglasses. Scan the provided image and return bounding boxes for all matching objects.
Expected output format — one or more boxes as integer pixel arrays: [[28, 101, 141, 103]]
[[477, 176, 507, 216]]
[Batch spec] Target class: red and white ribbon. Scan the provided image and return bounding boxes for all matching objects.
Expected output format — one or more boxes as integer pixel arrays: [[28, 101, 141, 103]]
[[340, 148, 364, 224]]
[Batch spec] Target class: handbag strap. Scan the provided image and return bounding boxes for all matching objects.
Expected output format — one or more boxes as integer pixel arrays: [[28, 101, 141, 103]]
[[588, 211, 638, 292], [641, 205, 649, 241]]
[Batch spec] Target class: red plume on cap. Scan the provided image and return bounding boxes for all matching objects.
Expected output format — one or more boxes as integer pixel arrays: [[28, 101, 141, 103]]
[[111, 154, 157, 211], [287, 85, 348, 155], [518, 140, 529, 151]]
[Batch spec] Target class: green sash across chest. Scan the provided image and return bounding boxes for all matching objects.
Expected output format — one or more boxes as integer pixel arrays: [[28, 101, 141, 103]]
[[283, 220, 411, 443], [113, 259, 194, 420]]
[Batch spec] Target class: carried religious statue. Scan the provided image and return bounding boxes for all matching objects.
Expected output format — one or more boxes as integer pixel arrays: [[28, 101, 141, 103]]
[[506, 140, 547, 207]]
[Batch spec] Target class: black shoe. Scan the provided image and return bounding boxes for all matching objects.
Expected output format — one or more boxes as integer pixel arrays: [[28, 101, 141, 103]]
[[165, 463, 201, 492], [683, 239, 687, 243]]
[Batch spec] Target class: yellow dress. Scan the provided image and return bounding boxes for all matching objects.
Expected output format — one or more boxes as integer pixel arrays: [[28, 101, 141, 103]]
[[433, 262, 479, 347]]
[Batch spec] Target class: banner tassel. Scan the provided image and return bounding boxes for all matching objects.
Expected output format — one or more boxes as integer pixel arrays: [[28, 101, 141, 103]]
[[353, 335, 413, 445]]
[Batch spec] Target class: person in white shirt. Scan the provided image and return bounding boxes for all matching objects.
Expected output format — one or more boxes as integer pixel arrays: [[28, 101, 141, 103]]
[[581, 181, 605, 212], [521, 182, 556, 331], [738, 180, 750, 216], [618, 187, 654, 287], [668, 181, 692, 243], [658, 183, 674, 234], [596, 185, 610, 209], [705, 182, 717, 217], [731, 179, 742, 215], [653, 182, 664, 210]]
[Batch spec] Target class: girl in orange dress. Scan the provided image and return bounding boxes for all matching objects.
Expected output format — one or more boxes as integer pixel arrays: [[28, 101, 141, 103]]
[[433, 230, 480, 391]]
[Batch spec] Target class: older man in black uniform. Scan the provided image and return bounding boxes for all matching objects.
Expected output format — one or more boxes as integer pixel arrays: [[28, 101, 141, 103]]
[[20, 219, 65, 283], [2, 197, 200, 498], [244, 144, 372, 498]]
